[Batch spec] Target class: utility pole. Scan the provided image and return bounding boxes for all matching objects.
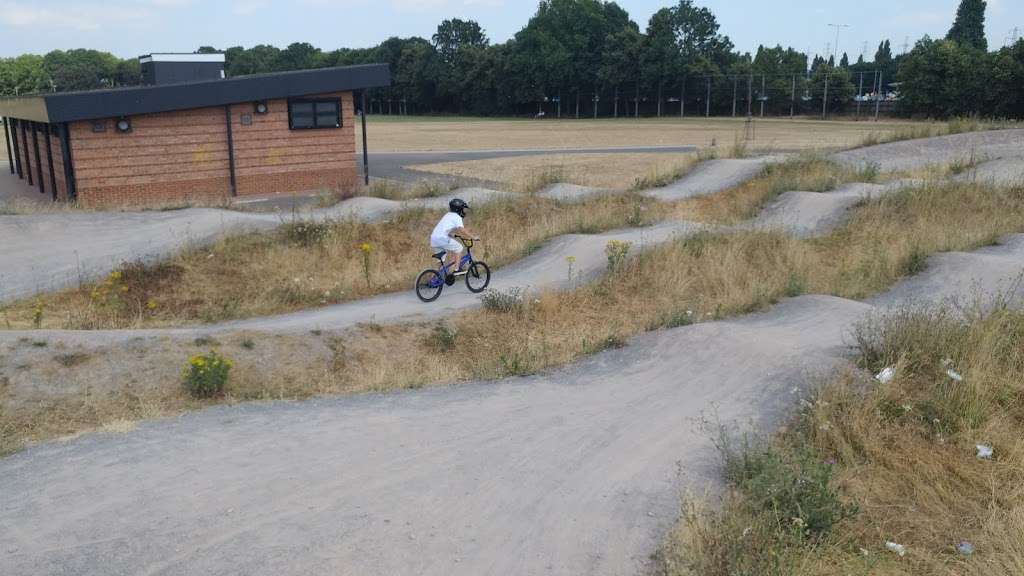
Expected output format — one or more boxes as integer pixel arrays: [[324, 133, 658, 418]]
[[681, 76, 686, 118], [759, 74, 766, 117], [705, 76, 711, 117], [731, 75, 737, 117], [824, 23, 850, 120], [746, 72, 753, 117], [874, 71, 884, 121], [857, 71, 864, 118], [790, 74, 796, 118]]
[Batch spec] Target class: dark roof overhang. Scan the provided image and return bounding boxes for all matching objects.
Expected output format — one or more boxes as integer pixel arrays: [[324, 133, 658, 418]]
[[0, 63, 390, 123]]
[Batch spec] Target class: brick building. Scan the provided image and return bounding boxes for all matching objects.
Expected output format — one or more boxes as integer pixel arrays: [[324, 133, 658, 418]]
[[0, 55, 390, 206]]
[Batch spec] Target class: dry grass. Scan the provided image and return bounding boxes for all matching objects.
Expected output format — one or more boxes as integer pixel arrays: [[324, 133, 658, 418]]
[[856, 117, 1015, 148], [411, 152, 699, 191], [4, 159, 1023, 454], [5, 178, 1022, 454], [658, 304, 1024, 576], [0, 192, 663, 329], [360, 116, 931, 153], [0, 156, 858, 329]]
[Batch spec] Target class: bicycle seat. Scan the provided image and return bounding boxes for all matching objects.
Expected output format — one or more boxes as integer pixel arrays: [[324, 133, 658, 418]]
[[432, 251, 446, 261]]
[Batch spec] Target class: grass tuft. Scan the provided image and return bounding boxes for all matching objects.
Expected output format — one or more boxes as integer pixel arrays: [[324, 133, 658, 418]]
[[658, 303, 1024, 575]]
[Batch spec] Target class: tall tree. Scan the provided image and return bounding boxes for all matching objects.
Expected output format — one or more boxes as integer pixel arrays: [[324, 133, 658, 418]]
[[432, 19, 488, 65], [598, 24, 642, 116], [42, 49, 120, 90], [898, 36, 989, 117], [641, 8, 680, 116], [947, 0, 988, 51]]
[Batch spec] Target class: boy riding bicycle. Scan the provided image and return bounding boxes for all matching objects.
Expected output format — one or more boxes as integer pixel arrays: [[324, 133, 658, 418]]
[[430, 198, 478, 278]]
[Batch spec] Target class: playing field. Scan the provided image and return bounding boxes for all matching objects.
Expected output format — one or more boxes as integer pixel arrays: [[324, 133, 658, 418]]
[[362, 115, 929, 153]]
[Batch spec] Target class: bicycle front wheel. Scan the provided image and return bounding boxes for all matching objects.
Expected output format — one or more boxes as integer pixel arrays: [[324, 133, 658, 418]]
[[465, 261, 491, 293], [416, 269, 444, 302]]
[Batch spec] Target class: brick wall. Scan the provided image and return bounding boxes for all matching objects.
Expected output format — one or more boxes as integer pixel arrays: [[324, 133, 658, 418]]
[[69, 107, 231, 206], [232, 91, 357, 196], [66, 90, 358, 206]]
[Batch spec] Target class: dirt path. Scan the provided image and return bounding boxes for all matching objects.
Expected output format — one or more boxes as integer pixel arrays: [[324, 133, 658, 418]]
[[0, 172, 900, 344], [0, 156, 771, 305], [3, 237, 1023, 576], [3, 132, 1024, 575]]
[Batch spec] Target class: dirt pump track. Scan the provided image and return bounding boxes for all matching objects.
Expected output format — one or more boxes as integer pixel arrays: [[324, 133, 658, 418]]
[[2, 130, 1024, 575]]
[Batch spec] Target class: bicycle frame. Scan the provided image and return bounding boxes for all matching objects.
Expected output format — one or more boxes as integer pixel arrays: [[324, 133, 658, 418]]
[[427, 247, 474, 288]]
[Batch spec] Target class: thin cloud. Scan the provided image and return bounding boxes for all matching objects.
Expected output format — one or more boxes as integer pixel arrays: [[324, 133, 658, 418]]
[[233, 0, 270, 16], [0, 1, 150, 31]]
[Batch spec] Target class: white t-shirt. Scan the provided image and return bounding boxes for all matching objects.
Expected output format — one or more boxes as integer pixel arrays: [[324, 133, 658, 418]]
[[430, 212, 464, 246]]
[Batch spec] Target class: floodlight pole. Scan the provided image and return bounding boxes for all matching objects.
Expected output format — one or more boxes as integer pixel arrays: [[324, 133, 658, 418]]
[[824, 24, 850, 121]]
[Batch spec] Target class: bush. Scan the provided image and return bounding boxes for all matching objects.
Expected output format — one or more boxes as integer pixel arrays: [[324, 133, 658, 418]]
[[480, 287, 525, 314], [718, 433, 856, 540], [426, 323, 458, 353], [182, 350, 233, 398], [281, 221, 333, 247], [605, 240, 632, 272]]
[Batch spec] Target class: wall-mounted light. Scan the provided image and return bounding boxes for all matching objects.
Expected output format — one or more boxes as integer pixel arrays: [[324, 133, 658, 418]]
[[115, 117, 132, 133], [254, 101, 269, 115]]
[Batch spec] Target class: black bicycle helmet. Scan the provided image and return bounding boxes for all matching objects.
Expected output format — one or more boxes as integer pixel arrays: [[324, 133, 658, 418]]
[[449, 198, 469, 217]]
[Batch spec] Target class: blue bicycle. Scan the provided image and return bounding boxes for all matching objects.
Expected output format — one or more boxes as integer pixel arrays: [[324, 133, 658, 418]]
[[415, 237, 491, 302]]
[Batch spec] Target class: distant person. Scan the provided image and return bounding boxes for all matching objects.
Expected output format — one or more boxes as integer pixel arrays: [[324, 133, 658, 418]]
[[430, 198, 478, 277]]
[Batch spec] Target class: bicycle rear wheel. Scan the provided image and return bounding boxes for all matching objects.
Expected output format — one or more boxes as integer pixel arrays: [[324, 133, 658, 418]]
[[416, 269, 444, 302], [465, 261, 491, 293]]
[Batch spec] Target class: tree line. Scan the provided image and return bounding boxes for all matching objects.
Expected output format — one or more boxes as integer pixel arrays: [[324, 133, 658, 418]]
[[1, 0, 1021, 119]]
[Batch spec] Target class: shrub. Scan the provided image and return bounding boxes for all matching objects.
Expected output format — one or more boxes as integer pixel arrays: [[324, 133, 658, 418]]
[[480, 287, 525, 314], [182, 350, 232, 398], [784, 272, 806, 297], [716, 430, 856, 540], [427, 323, 458, 353], [281, 221, 332, 247], [605, 240, 632, 272], [359, 242, 373, 286], [31, 299, 44, 329]]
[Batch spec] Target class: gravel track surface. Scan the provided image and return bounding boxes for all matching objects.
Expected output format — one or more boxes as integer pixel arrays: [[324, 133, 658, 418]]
[[3, 237, 1023, 575], [3, 132, 1024, 575]]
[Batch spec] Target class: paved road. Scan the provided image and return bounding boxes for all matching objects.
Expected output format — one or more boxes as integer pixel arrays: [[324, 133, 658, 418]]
[[364, 145, 699, 186], [3, 236, 1023, 576]]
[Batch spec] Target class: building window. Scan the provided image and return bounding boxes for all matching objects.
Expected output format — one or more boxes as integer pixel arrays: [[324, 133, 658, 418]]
[[288, 99, 341, 130]]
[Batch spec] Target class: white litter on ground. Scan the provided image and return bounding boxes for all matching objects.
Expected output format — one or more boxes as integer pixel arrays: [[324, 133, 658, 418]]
[[976, 444, 994, 460], [885, 542, 906, 557], [875, 367, 896, 384], [957, 541, 976, 556]]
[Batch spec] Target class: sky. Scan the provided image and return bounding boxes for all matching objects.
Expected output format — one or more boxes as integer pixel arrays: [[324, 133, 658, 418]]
[[0, 0, 1021, 60]]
